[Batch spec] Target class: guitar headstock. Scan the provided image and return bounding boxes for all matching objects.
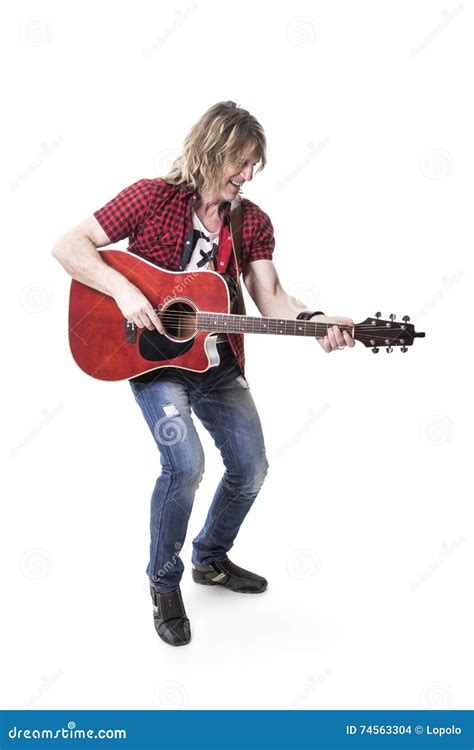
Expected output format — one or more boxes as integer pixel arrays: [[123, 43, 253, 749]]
[[354, 312, 425, 353]]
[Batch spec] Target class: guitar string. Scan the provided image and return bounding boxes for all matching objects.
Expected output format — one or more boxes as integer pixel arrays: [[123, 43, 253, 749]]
[[153, 311, 406, 327], [153, 310, 407, 324], [147, 311, 411, 334], [152, 312, 409, 332], [151, 317, 409, 333]]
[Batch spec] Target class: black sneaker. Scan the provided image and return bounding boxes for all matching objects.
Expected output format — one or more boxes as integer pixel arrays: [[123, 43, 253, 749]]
[[150, 585, 191, 647], [192, 557, 268, 593]]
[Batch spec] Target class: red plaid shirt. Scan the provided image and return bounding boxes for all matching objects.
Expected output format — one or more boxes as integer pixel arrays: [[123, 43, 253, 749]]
[[93, 178, 275, 374]]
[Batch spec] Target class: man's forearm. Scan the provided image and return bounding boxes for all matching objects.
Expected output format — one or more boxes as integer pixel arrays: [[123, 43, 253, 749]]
[[254, 288, 317, 320], [52, 230, 130, 298]]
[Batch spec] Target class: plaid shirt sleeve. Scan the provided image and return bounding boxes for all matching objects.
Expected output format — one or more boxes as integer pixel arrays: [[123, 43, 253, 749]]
[[93, 179, 155, 243], [247, 208, 275, 262]]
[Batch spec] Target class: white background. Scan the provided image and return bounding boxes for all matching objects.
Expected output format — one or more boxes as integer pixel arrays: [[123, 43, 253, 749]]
[[1, 0, 472, 711]]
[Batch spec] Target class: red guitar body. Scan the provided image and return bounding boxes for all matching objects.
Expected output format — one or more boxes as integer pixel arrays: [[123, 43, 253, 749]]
[[69, 250, 231, 381]]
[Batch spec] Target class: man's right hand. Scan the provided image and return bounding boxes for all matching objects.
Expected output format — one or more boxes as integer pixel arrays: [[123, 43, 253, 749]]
[[52, 216, 165, 336], [113, 283, 165, 333]]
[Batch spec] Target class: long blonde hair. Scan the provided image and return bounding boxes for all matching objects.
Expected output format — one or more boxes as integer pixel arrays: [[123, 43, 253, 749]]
[[165, 100, 267, 197]]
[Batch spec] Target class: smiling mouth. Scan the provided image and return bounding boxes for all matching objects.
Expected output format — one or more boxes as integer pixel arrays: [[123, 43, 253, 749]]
[[229, 180, 243, 188]]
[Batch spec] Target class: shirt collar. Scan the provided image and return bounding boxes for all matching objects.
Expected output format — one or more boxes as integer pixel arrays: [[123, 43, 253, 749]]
[[179, 185, 231, 222], [177, 184, 197, 201]]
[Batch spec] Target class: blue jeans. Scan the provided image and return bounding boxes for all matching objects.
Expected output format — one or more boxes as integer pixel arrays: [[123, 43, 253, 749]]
[[129, 342, 269, 592]]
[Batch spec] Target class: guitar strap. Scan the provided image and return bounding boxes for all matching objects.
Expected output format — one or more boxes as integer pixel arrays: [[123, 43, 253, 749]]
[[209, 198, 246, 315]]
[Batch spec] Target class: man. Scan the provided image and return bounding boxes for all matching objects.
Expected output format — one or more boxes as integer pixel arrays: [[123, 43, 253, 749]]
[[52, 101, 355, 647]]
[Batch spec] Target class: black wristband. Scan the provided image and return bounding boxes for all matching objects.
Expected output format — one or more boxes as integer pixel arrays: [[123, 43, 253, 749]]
[[296, 310, 325, 320]]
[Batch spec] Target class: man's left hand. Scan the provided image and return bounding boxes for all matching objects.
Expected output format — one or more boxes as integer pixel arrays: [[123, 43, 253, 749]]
[[314, 315, 355, 353]]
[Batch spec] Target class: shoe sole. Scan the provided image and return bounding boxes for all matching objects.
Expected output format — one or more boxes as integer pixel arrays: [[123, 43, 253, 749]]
[[159, 637, 191, 647], [155, 626, 192, 647]]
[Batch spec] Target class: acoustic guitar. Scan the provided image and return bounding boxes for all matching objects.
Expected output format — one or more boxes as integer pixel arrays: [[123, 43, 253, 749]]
[[69, 250, 425, 381]]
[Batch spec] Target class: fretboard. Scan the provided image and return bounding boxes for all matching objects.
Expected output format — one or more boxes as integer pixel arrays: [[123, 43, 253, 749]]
[[196, 312, 348, 337]]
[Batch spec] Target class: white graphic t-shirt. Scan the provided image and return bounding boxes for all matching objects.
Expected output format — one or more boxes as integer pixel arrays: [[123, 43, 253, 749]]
[[185, 211, 227, 343], [184, 211, 220, 271]]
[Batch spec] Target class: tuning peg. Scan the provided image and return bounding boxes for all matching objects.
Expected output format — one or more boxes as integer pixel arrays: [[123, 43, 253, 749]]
[[386, 346, 393, 353], [401, 346, 408, 353], [375, 311, 381, 319], [402, 315, 410, 323], [371, 346, 379, 353], [389, 313, 396, 322]]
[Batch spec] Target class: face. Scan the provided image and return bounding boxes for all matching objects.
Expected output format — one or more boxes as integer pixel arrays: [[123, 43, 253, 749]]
[[219, 145, 260, 201]]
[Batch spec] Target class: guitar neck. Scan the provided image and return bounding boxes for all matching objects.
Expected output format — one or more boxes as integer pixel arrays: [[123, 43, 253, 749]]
[[196, 312, 350, 337]]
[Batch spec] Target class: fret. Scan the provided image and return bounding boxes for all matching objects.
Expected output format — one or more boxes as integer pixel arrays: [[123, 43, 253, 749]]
[[195, 312, 332, 337]]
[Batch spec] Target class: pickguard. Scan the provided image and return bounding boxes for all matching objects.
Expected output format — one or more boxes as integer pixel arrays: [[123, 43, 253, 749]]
[[139, 331, 195, 361]]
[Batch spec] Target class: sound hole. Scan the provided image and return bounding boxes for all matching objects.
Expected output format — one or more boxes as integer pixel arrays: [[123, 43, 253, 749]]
[[161, 301, 196, 341]]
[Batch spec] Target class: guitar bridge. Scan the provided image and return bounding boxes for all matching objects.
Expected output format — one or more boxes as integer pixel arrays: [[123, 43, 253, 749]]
[[125, 320, 137, 344]]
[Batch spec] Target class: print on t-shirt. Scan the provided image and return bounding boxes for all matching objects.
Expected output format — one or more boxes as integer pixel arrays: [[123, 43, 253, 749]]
[[184, 212, 219, 271]]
